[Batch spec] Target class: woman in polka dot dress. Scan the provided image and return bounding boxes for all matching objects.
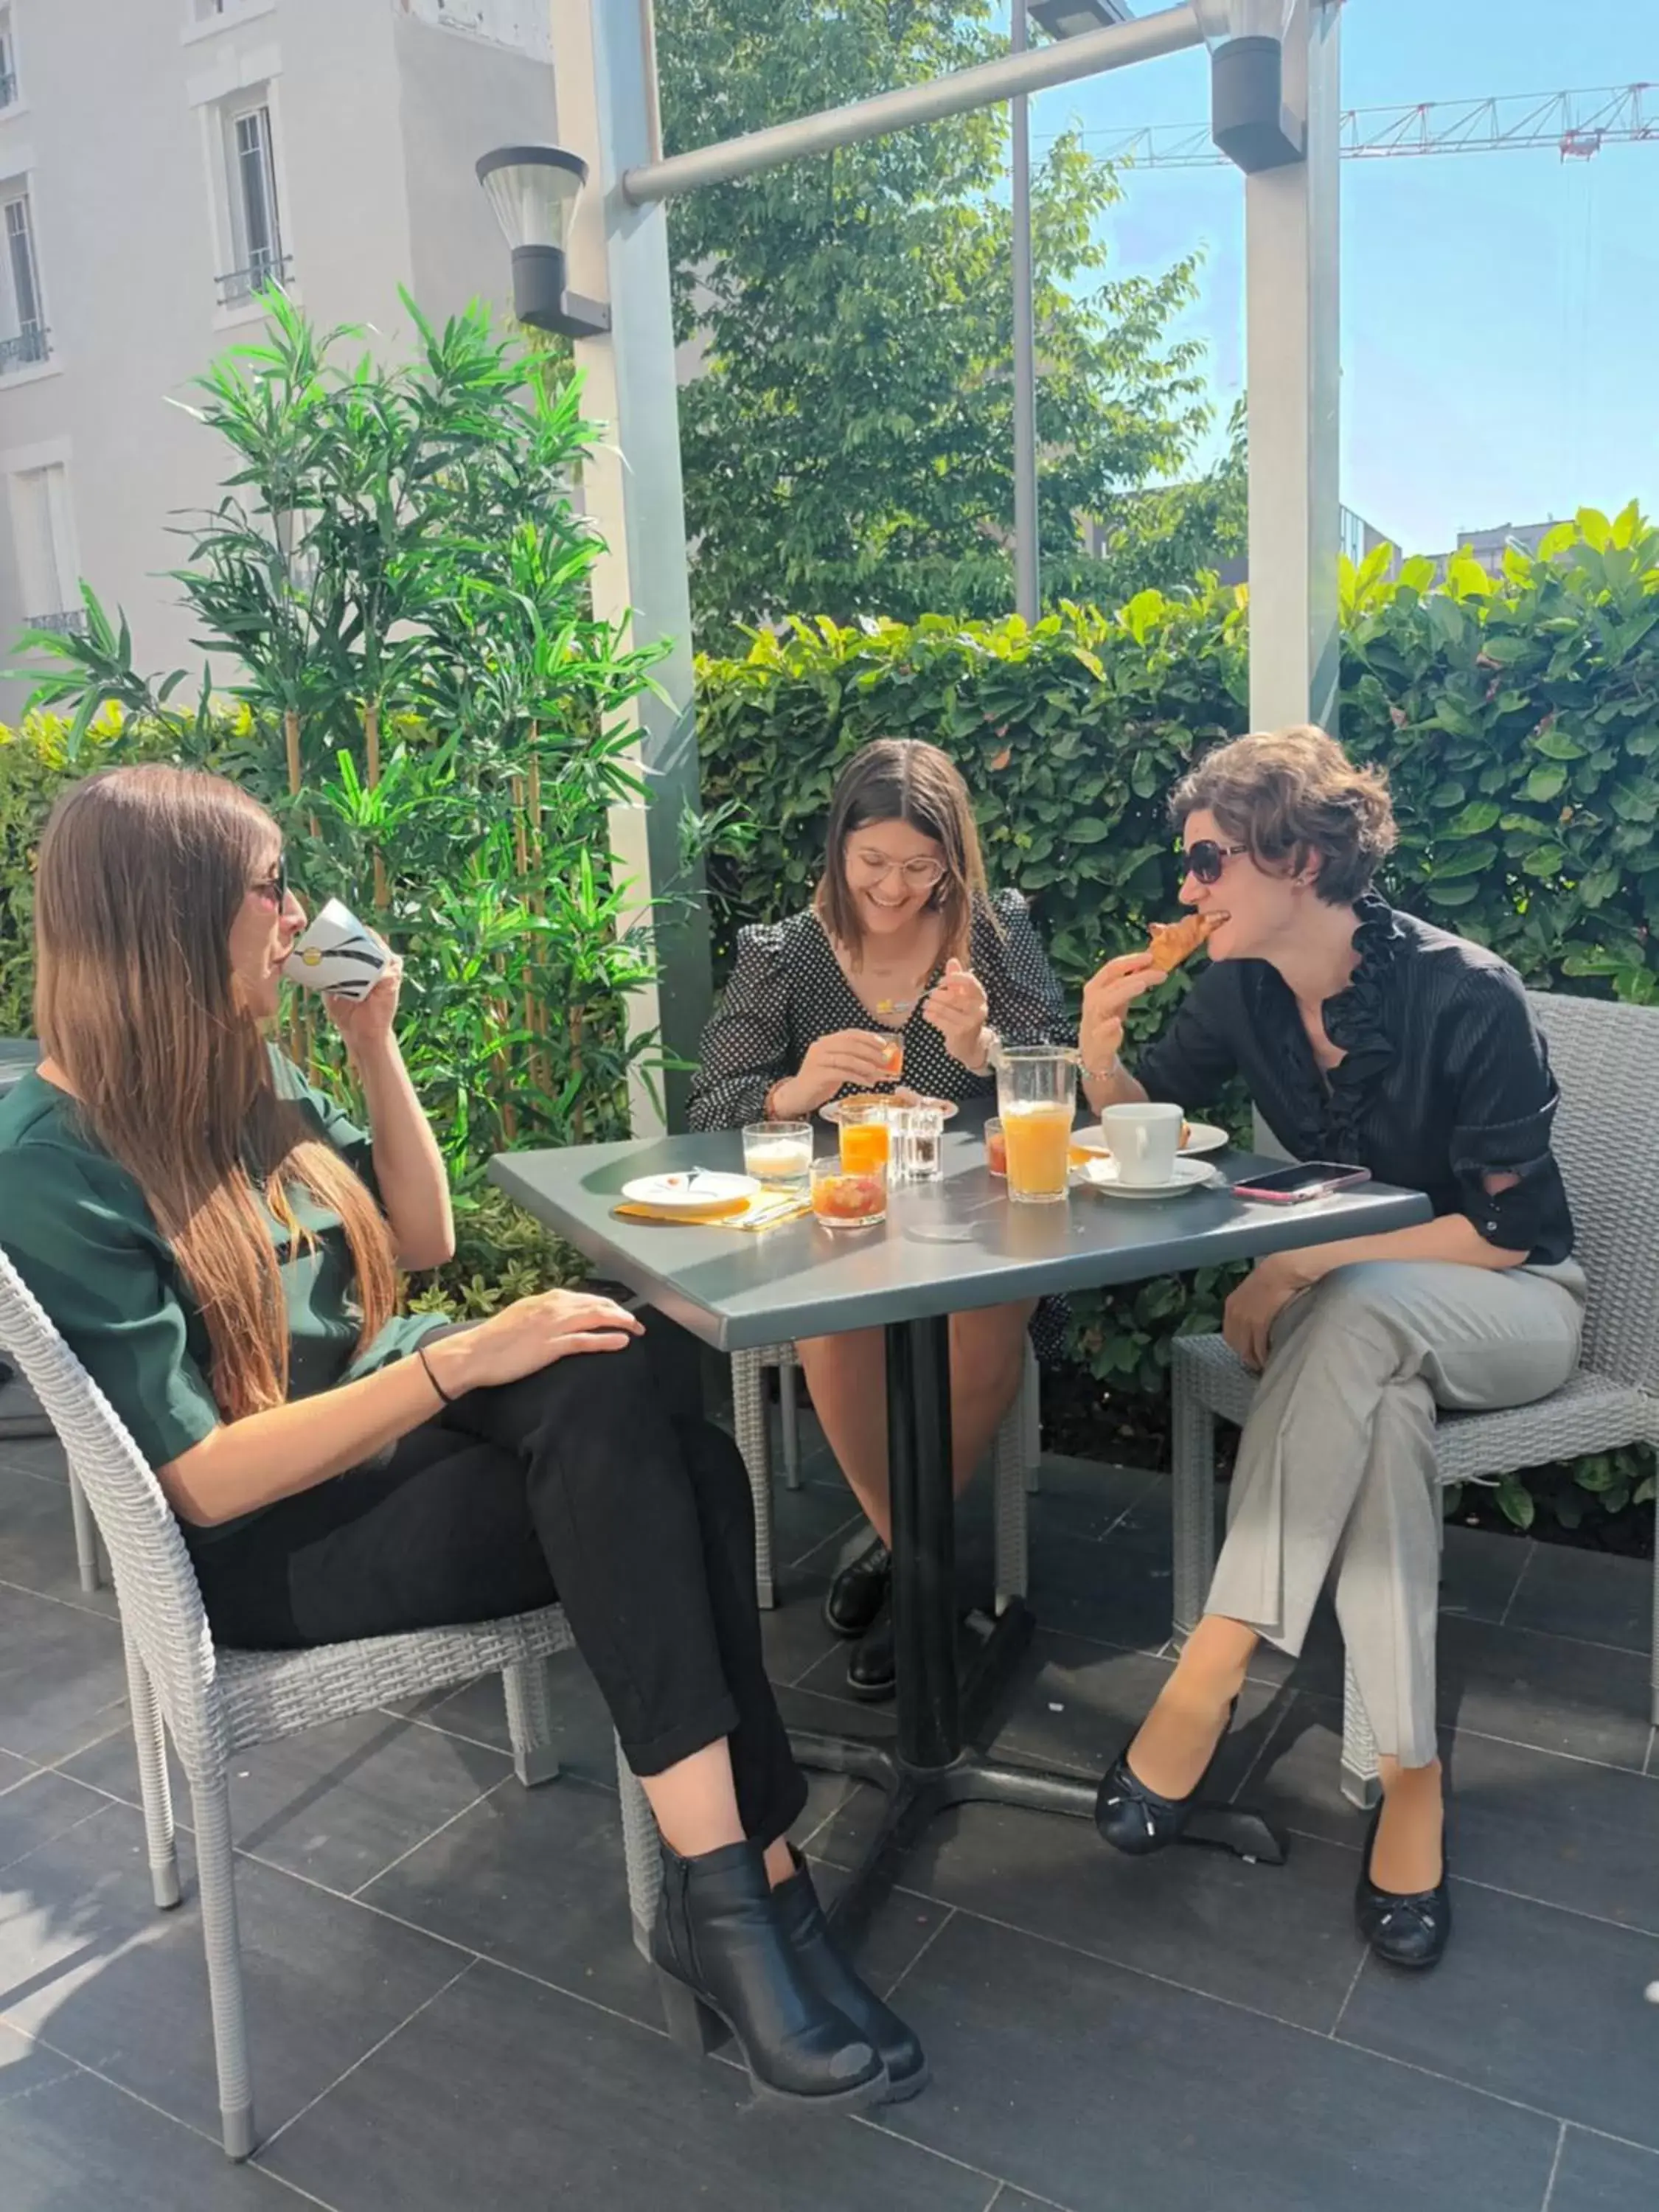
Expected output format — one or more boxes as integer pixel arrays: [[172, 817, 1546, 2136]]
[[689, 740, 1073, 1701]]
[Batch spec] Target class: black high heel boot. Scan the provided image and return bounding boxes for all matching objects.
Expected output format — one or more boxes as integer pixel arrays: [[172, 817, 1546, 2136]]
[[1094, 1698, 1239, 1857], [771, 1848, 929, 2103], [1354, 1803, 1451, 1969], [652, 1838, 888, 2111]]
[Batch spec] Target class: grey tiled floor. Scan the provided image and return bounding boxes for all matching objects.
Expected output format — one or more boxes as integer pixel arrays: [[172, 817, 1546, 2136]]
[[1, 1389, 1657, 2212]]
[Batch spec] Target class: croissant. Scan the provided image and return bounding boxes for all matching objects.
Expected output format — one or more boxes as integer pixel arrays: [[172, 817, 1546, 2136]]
[[1147, 911, 1225, 974]]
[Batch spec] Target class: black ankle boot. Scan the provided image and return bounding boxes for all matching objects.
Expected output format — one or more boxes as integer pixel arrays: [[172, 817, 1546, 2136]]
[[824, 1536, 891, 1639], [651, 1838, 888, 2110], [1094, 1698, 1238, 1857], [771, 1849, 929, 2103], [1354, 1804, 1451, 1970]]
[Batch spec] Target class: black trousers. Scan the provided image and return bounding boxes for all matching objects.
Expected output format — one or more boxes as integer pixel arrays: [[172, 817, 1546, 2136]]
[[186, 1324, 809, 1847]]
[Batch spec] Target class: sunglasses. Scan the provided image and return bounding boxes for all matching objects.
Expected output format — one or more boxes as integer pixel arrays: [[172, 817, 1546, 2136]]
[[1184, 838, 1247, 887], [251, 853, 290, 906]]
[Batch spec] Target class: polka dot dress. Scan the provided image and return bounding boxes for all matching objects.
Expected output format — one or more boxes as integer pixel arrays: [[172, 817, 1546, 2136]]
[[689, 889, 1074, 1358]]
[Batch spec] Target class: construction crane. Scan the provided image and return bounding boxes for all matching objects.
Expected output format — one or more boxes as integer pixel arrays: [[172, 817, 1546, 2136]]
[[1059, 84, 1658, 168]]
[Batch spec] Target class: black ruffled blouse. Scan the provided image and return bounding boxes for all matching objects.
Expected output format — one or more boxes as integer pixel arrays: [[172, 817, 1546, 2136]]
[[1136, 894, 1575, 1265]]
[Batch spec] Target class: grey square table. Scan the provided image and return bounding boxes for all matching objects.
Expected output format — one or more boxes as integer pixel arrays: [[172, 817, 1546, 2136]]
[[493, 1119, 1430, 1926]]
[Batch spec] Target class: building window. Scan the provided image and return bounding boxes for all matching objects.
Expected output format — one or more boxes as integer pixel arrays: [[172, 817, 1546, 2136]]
[[0, 10, 17, 111], [8, 462, 82, 633], [0, 184, 47, 374], [216, 97, 289, 306]]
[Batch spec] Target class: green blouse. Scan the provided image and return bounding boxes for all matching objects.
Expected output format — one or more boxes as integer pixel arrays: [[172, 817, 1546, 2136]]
[[0, 1054, 438, 1479]]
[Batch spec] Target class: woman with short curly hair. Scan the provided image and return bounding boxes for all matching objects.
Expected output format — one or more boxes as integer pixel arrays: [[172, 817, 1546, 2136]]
[[1077, 726, 1584, 1969]]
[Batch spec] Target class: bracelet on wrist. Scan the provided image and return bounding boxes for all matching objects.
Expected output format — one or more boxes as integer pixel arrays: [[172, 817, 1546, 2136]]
[[417, 1343, 456, 1406]]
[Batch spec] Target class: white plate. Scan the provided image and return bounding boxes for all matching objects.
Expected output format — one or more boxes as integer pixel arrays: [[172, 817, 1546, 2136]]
[[1073, 1156, 1219, 1200], [821, 1093, 961, 1126], [1072, 1120, 1229, 1158], [619, 1171, 759, 1213]]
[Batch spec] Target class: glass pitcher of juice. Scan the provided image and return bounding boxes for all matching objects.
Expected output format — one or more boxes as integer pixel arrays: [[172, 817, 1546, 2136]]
[[995, 1046, 1078, 1205]]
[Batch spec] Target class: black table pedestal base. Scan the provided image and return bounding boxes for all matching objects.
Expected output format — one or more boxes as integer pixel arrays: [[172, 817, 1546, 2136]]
[[789, 1598, 1287, 1936], [786, 1314, 1285, 1935]]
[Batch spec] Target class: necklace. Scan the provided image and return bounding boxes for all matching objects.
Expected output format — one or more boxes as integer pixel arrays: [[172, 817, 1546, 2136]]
[[835, 940, 937, 1020]]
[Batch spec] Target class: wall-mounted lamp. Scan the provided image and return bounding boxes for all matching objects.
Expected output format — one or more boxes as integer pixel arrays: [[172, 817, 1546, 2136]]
[[1027, 1, 1133, 35], [1197, 0, 1307, 173], [476, 145, 612, 338]]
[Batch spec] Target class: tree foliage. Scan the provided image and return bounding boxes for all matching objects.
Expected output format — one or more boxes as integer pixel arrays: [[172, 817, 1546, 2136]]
[[656, 0, 1238, 642]]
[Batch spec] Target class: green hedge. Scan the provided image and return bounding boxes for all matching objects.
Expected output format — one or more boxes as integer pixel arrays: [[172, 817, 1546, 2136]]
[[695, 509, 1659, 1531]]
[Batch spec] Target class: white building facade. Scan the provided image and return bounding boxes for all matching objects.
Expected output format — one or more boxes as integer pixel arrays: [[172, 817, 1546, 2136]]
[[0, 0, 557, 712]]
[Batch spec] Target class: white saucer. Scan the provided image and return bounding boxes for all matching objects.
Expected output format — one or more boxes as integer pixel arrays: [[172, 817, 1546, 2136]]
[[1072, 1121, 1229, 1159], [619, 1170, 758, 1213], [1074, 1156, 1218, 1200]]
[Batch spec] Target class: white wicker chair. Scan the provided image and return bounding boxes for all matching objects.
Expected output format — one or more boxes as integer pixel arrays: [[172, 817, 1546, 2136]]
[[0, 1249, 658, 2159], [0, 1361, 100, 1592], [731, 1338, 1040, 1613], [1169, 992, 1659, 1808]]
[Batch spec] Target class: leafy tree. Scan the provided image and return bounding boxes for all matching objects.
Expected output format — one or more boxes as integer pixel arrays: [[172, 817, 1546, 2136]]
[[656, 0, 1238, 641]]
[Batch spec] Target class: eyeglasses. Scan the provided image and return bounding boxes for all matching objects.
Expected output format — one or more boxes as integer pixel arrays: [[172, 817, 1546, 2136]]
[[250, 853, 290, 907], [849, 850, 947, 891], [1183, 839, 1247, 887]]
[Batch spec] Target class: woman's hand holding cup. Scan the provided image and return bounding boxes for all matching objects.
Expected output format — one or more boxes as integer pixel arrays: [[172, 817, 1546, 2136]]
[[1080, 950, 1163, 1075], [771, 1029, 905, 1119]]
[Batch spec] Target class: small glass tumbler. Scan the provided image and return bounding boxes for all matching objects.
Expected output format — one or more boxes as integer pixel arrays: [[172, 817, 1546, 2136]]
[[742, 1120, 813, 1190], [876, 1034, 905, 1081], [889, 1104, 945, 1183], [985, 1116, 1006, 1178], [811, 1154, 888, 1230]]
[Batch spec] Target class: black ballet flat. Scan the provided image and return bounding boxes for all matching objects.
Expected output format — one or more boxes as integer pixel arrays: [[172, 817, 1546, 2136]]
[[823, 1535, 891, 1641], [1094, 1698, 1240, 1858], [845, 1601, 896, 1703], [1354, 1804, 1451, 1970]]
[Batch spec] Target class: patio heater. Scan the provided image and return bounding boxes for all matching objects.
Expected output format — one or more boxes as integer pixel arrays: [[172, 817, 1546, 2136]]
[[476, 145, 612, 338]]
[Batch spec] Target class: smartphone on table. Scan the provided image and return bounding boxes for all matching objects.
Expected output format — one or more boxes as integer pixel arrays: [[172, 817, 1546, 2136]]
[[1230, 1161, 1371, 1205]]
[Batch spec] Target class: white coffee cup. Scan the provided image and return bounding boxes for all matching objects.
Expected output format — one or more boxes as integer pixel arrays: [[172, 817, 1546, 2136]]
[[1101, 1101, 1184, 1187], [282, 899, 390, 1002]]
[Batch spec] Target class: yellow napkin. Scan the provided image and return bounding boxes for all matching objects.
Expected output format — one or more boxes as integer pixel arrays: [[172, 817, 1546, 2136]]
[[611, 1197, 754, 1225], [611, 1189, 812, 1231]]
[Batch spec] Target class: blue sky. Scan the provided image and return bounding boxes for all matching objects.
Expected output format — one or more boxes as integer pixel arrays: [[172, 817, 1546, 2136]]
[[1030, 0, 1659, 554]]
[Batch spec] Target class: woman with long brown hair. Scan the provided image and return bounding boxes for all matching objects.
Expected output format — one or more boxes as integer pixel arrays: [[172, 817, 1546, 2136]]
[[0, 763, 926, 2113], [689, 738, 1072, 1702]]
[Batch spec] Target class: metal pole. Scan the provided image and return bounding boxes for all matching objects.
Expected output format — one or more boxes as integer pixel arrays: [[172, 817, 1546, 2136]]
[[1011, 4, 1040, 624], [552, 0, 711, 1133], [622, 4, 1204, 204], [1242, 0, 1341, 735]]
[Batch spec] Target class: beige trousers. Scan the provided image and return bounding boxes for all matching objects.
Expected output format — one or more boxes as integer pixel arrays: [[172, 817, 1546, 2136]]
[[1205, 1257, 1586, 1767]]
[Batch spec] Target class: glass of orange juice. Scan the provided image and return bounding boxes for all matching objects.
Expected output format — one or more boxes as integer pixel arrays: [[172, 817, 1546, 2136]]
[[995, 1046, 1077, 1204], [838, 1102, 891, 1177]]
